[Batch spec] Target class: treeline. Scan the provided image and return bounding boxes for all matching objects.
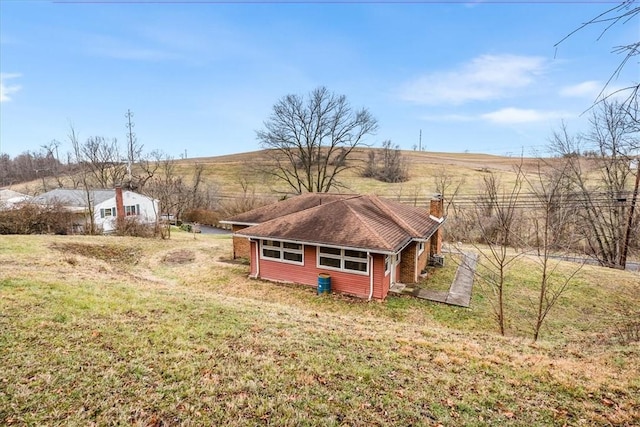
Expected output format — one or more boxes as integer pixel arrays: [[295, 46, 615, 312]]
[[0, 149, 69, 187], [0, 127, 274, 232]]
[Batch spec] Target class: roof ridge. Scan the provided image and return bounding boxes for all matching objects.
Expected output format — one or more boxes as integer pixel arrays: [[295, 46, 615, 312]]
[[368, 195, 422, 237], [343, 197, 395, 250]]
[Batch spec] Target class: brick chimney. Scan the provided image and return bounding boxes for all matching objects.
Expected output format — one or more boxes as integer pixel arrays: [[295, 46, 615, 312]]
[[429, 196, 444, 257], [115, 186, 125, 218]]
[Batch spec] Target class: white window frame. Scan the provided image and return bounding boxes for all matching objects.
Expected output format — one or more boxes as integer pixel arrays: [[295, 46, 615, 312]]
[[124, 204, 140, 216], [417, 241, 425, 256], [260, 240, 304, 265], [100, 207, 116, 218], [385, 253, 401, 276], [317, 246, 369, 275], [385, 255, 391, 276]]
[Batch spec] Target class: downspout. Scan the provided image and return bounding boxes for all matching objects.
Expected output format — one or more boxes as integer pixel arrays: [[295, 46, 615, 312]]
[[368, 252, 374, 301], [253, 239, 260, 279], [390, 254, 396, 286], [415, 242, 419, 282]]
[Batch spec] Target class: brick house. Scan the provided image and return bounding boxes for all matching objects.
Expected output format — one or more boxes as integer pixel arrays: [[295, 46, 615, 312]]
[[222, 193, 445, 300]]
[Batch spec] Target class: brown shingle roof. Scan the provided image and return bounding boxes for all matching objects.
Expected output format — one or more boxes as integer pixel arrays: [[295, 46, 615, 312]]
[[222, 192, 354, 225], [235, 194, 443, 253]]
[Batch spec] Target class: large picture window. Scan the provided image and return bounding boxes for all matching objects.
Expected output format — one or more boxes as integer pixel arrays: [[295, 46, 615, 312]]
[[261, 240, 303, 264], [318, 246, 368, 274]]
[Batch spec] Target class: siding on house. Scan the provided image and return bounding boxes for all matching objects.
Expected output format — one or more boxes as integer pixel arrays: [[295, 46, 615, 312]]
[[373, 253, 389, 300], [94, 191, 158, 233], [249, 243, 389, 299]]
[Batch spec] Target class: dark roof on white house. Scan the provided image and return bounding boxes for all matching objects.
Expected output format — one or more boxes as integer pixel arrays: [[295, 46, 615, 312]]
[[32, 188, 116, 208], [235, 194, 443, 253]]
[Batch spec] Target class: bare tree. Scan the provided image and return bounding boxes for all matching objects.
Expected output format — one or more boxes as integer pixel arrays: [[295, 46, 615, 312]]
[[556, 1, 639, 109], [79, 136, 127, 188], [257, 86, 378, 193], [468, 166, 526, 335], [68, 126, 97, 234], [141, 154, 214, 238], [549, 100, 639, 268], [433, 166, 465, 216], [362, 141, 409, 183], [525, 162, 585, 342]]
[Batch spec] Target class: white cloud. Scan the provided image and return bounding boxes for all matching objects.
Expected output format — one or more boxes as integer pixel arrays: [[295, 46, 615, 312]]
[[481, 107, 570, 124], [560, 80, 601, 97], [420, 113, 475, 122], [399, 54, 547, 105], [0, 73, 22, 102]]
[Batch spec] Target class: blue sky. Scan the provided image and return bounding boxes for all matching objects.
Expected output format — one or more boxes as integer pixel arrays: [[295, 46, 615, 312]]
[[1, 0, 637, 160]]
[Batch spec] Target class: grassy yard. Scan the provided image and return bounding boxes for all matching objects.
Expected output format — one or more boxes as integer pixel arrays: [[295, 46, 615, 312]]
[[1, 233, 639, 426]]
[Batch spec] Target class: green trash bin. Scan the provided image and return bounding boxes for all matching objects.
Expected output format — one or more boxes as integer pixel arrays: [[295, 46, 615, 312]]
[[317, 273, 331, 294]]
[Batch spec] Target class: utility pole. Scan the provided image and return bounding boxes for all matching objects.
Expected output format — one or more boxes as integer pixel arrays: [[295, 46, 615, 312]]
[[419, 129, 422, 152], [620, 157, 640, 269], [125, 109, 136, 186]]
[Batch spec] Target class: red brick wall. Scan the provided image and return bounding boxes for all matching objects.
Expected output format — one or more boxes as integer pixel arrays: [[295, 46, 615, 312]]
[[232, 224, 251, 259], [249, 244, 389, 299], [416, 243, 429, 276], [399, 243, 417, 283]]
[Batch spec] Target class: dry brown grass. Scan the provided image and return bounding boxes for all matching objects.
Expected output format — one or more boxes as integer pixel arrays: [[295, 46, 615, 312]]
[[11, 149, 538, 199], [1, 233, 639, 425]]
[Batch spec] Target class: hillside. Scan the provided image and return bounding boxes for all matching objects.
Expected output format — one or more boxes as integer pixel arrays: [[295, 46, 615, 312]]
[[7, 149, 537, 201], [1, 233, 638, 425], [186, 149, 539, 198]]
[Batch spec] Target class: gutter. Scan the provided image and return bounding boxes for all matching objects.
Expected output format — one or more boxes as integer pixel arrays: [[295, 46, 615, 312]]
[[219, 220, 259, 227]]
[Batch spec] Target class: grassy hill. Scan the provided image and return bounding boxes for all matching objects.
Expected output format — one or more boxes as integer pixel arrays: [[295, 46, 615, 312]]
[[187, 148, 538, 198], [10, 149, 535, 201], [1, 232, 638, 425]]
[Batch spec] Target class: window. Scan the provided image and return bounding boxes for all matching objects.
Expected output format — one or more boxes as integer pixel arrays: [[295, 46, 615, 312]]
[[261, 240, 303, 264], [418, 241, 425, 255], [100, 207, 116, 218], [125, 204, 140, 216], [318, 246, 368, 274]]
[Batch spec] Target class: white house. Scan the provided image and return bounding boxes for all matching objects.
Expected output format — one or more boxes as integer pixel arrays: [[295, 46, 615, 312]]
[[0, 189, 32, 209], [32, 187, 159, 233]]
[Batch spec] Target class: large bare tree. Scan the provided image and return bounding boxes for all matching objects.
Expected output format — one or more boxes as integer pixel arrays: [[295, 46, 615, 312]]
[[549, 100, 638, 268], [256, 86, 378, 193]]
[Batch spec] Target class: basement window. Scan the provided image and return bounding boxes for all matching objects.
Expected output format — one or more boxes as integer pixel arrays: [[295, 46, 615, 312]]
[[261, 240, 303, 265], [318, 246, 368, 274]]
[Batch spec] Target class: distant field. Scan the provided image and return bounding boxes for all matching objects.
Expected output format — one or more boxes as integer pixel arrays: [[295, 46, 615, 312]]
[[13, 149, 539, 202], [1, 233, 638, 425], [185, 149, 540, 198]]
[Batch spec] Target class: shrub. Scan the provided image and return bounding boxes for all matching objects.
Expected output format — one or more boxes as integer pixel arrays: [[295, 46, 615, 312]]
[[0, 203, 75, 234]]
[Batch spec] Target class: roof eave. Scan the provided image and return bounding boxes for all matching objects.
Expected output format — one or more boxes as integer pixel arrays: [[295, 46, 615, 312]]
[[219, 220, 259, 226]]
